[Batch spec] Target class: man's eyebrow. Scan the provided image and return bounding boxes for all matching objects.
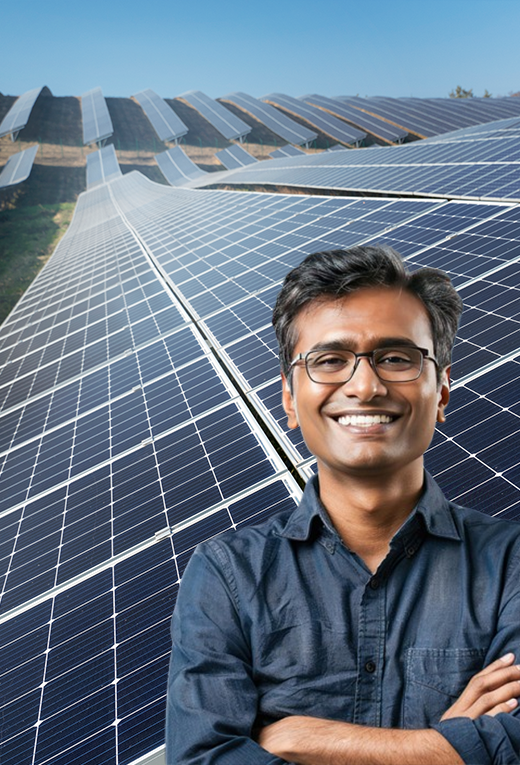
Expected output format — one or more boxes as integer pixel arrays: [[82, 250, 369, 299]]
[[307, 337, 421, 352]]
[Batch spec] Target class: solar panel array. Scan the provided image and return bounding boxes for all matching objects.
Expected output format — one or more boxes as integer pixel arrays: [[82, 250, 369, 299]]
[[303, 94, 408, 144], [0, 87, 43, 139], [0, 145, 39, 189], [336, 95, 520, 138], [189, 117, 520, 201], [86, 145, 122, 189], [154, 146, 208, 187], [81, 87, 114, 146], [263, 93, 366, 146], [220, 92, 318, 146], [3, 102, 520, 765], [178, 90, 251, 142], [215, 143, 258, 170], [133, 90, 188, 144], [270, 145, 305, 159]]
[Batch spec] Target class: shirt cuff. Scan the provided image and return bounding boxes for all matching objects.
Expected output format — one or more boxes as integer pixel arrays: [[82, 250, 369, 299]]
[[432, 718, 489, 765]]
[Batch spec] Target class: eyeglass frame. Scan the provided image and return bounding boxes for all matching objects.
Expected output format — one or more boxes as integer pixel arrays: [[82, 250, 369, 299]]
[[289, 346, 439, 384]]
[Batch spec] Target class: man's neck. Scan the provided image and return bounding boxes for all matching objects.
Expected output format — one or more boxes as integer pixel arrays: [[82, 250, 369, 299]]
[[317, 462, 425, 573]]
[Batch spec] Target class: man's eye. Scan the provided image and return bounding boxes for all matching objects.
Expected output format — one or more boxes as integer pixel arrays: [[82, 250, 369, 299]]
[[378, 351, 413, 366], [310, 354, 348, 368]]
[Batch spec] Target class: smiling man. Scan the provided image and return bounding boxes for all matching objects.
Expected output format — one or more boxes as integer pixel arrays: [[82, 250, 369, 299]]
[[167, 246, 520, 765]]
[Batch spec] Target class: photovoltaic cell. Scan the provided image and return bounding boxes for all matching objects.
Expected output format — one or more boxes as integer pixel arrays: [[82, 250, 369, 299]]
[[0, 87, 43, 139], [179, 90, 251, 141], [133, 89, 188, 143], [81, 87, 114, 145], [0, 145, 38, 188]]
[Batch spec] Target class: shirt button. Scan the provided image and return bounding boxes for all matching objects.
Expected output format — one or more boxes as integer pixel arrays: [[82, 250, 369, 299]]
[[369, 578, 379, 590], [406, 546, 416, 557], [365, 660, 376, 673]]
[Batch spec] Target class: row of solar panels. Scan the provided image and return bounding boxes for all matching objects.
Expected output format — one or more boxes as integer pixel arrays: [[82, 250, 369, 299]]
[[4, 83, 520, 150], [2, 148, 520, 764]]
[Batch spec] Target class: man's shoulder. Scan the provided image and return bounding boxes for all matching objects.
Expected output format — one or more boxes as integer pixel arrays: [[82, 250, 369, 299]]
[[448, 498, 520, 554]]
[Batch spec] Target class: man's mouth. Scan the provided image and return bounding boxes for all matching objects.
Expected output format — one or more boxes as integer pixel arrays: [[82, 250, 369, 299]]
[[337, 414, 394, 427]]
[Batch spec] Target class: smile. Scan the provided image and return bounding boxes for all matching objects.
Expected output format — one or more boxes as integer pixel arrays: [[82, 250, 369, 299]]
[[337, 414, 394, 427]]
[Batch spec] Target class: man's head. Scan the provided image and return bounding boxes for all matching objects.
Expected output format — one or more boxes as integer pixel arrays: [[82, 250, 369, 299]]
[[272, 245, 463, 386]]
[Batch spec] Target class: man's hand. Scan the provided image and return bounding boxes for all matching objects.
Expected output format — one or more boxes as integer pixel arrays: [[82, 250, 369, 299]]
[[441, 652, 520, 720]]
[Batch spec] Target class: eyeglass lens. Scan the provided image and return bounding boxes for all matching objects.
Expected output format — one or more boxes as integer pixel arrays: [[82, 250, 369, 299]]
[[305, 347, 424, 383]]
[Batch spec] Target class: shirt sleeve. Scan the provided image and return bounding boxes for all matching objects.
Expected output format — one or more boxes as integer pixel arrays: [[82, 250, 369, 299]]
[[165, 541, 288, 765], [432, 550, 520, 765]]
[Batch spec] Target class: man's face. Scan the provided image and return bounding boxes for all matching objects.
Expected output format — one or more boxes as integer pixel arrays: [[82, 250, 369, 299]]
[[281, 286, 450, 484]]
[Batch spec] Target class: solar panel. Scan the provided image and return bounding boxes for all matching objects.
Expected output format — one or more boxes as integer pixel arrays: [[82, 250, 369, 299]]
[[219, 92, 317, 146], [270, 145, 305, 158], [154, 146, 208, 186], [133, 89, 188, 143], [189, 118, 520, 202], [3, 116, 520, 765], [215, 144, 258, 170], [86, 145, 122, 189], [178, 90, 251, 142], [263, 93, 366, 146], [303, 94, 408, 144], [0, 87, 44, 139], [81, 87, 114, 146], [0, 145, 38, 188]]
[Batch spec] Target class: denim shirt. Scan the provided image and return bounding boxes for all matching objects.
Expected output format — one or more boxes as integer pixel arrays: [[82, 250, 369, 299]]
[[166, 473, 520, 764]]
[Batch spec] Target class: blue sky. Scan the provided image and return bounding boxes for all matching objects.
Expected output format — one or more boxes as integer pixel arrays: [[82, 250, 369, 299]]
[[2, 0, 519, 100]]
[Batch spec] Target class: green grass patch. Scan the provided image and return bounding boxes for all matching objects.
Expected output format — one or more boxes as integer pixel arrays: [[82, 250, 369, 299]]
[[0, 202, 75, 326]]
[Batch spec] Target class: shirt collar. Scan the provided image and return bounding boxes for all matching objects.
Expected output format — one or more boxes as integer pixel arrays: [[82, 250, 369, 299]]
[[278, 471, 462, 543]]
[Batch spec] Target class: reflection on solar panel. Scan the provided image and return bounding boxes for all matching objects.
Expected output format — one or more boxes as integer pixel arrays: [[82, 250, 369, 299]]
[[155, 146, 208, 186], [133, 89, 188, 143], [215, 144, 258, 170], [0, 145, 38, 188], [81, 87, 114, 146], [3, 110, 520, 765], [190, 118, 520, 202], [220, 92, 317, 146], [303, 94, 408, 144], [0, 87, 44, 140], [179, 90, 251, 142], [86, 145, 122, 189], [263, 93, 366, 146], [270, 145, 305, 158]]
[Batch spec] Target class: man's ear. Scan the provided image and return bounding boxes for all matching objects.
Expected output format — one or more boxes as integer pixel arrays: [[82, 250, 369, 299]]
[[281, 373, 299, 430], [437, 366, 451, 424]]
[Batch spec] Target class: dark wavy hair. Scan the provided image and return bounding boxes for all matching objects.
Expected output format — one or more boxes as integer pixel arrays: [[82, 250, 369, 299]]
[[272, 245, 463, 384]]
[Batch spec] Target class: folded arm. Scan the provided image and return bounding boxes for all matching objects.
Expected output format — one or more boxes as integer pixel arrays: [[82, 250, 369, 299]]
[[258, 655, 520, 765]]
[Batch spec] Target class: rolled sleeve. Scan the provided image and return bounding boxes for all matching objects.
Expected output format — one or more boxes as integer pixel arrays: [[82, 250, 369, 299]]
[[166, 542, 287, 765], [433, 714, 520, 765]]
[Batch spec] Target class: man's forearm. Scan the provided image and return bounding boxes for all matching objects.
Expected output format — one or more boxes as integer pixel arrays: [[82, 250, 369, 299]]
[[258, 716, 463, 765]]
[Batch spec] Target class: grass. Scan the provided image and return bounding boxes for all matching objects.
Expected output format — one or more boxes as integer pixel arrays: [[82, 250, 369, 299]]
[[0, 202, 75, 325]]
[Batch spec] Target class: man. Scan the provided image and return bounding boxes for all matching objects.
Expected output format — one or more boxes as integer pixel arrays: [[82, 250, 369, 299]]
[[167, 246, 520, 764]]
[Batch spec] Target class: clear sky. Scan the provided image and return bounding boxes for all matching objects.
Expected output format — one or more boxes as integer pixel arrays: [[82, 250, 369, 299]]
[[2, 0, 519, 100]]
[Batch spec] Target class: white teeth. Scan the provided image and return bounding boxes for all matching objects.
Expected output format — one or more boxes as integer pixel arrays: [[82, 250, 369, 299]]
[[337, 414, 393, 427]]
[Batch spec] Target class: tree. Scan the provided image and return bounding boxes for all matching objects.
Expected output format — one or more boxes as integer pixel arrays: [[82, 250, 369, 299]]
[[449, 86, 474, 98], [483, 89, 492, 98]]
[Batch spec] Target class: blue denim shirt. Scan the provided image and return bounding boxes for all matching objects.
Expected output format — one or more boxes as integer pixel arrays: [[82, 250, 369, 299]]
[[167, 473, 520, 764]]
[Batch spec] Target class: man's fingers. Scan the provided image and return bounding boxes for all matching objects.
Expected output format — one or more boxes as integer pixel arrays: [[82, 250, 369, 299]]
[[478, 653, 516, 677], [470, 680, 520, 718]]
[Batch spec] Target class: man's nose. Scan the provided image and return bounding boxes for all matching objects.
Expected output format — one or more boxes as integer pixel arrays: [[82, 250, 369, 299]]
[[341, 357, 388, 399]]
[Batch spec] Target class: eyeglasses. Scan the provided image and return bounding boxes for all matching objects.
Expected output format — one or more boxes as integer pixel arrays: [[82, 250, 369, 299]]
[[290, 346, 438, 384]]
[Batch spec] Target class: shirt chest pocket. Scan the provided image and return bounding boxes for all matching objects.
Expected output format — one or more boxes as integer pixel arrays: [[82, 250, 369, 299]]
[[403, 647, 486, 728]]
